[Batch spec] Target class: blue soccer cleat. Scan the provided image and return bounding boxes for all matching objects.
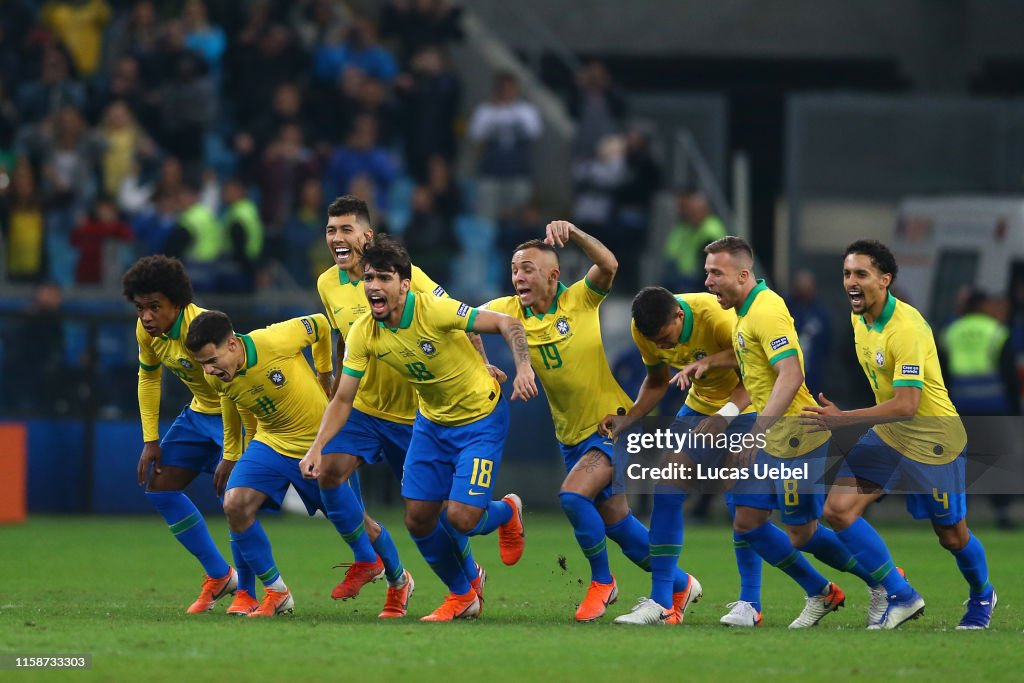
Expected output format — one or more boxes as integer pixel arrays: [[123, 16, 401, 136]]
[[956, 591, 997, 630], [868, 589, 925, 630]]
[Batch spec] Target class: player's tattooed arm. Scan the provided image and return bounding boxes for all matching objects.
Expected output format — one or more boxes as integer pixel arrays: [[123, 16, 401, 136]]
[[467, 309, 537, 400], [468, 331, 507, 383], [545, 220, 618, 292]]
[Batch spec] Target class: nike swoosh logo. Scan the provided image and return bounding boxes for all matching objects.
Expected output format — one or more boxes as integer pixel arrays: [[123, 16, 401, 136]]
[[376, 351, 392, 359], [467, 489, 486, 496], [333, 307, 343, 313]]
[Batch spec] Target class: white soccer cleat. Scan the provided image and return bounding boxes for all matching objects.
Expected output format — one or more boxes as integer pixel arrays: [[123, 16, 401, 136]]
[[867, 585, 888, 627], [788, 582, 846, 629], [868, 590, 925, 630], [720, 600, 763, 627], [613, 597, 680, 625]]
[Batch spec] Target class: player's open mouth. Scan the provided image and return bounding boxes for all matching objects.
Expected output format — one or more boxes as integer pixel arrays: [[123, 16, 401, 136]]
[[334, 246, 352, 263], [848, 290, 864, 306], [368, 294, 387, 313], [516, 287, 531, 298]]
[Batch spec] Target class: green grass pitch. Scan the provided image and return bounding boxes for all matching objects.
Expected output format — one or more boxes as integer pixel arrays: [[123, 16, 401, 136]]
[[2, 512, 1022, 682]]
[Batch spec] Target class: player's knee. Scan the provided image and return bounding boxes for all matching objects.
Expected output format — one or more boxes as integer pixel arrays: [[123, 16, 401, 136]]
[[823, 502, 856, 530], [787, 524, 814, 548], [404, 509, 434, 537], [934, 524, 968, 552], [445, 507, 481, 534], [222, 492, 253, 528]]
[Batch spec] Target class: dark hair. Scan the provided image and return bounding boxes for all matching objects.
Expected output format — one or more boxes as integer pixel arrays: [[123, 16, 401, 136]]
[[512, 238, 559, 264], [328, 195, 372, 229], [632, 286, 680, 339], [844, 240, 898, 285], [122, 255, 194, 306], [362, 234, 412, 280], [704, 236, 753, 263], [184, 310, 234, 354]]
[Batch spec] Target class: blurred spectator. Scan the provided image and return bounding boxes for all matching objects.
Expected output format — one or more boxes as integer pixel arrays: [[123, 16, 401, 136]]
[[379, 0, 463, 66], [259, 122, 319, 256], [468, 72, 542, 221], [40, 0, 112, 78], [325, 113, 399, 200], [403, 184, 457, 284], [284, 176, 328, 286], [227, 17, 305, 131], [153, 24, 216, 166], [182, 0, 227, 87], [425, 155, 460, 224], [128, 182, 177, 254], [396, 46, 459, 181], [348, 172, 386, 230], [615, 127, 661, 232], [1, 161, 46, 282], [39, 106, 101, 286], [86, 55, 151, 127], [289, 0, 350, 54], [164, 181, 222, 273], [664, 188, 726, 292], [571, 134, 625, 236], [1, 281, 68, 414], [0, 16, 27, 94], [94, 99, 157, 197], [785, 270, 832, 397], [0, 82, 19, 157], [69, 194, 132, 284], [568, 60, 626, 160], [236, 81, 314, 179], [497, 202, 544, 255], [15, 47, 87, 123], [220, 176, 263, 291], [104, 0, 161, 73], [314, 17, 398, 85]]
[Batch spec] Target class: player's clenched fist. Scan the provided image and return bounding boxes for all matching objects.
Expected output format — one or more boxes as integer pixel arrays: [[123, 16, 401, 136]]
[[544, 220, 576, 248], [300, 449, 322, 479]]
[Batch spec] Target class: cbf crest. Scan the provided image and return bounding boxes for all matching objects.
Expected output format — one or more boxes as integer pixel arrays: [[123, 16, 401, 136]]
[[875, 350, 885, 367], [267, 368, 286, 387], [555, 316, 571, 336], [419, 339, 438, 357], [737, 332, 746, 349], [178, 357, 193, 370], [693, 350, 707, 362]]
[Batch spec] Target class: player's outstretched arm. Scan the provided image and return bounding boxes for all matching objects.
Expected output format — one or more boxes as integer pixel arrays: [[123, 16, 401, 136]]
[[470, 309, 537, 400], [215, 394, 243, 497], [302, 372, 361, 479], [800, 387, 920, 432], [469, 332, 507, 383], [758, 354, 805, 429], [673, 348, 737, 391], [545, 220, 618, 293], [601, 364, 672, 438]]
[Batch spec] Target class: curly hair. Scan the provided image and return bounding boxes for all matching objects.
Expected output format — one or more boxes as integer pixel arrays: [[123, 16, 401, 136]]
[[844, 240, 898, 285], [122, 255, 194, 307], [328, 195, 372, 229], [362, 234, 412, 280]]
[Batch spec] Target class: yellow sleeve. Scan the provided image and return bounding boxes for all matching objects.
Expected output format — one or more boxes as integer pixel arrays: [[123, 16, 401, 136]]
[[318, 278, 339, 331], [411, 265, 448, 298], [427, 296, 479, 333], [631, 321, 663, 368], [263, 314, 331, 366], [136, 324, 162, 442], [890, 323, 926, 389], [579, 276, 609, 308], [220, 392, 243, 462], [341, 317, 372, 378], [309, 313, 333, 374], [712, 307, 736, 353], [755, 305, 800, 368]]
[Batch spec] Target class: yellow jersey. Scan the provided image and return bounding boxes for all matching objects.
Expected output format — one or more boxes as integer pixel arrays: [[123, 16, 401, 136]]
[[137, 303, 222, 442], [631, 292, 752, 417], [317, 264, 445, 424], [343, 292, 499, 426], [733, 280, 829, 457], [484, 278, 631, 446], [206, 314, 333, 460], [853, 292, 966, 464]]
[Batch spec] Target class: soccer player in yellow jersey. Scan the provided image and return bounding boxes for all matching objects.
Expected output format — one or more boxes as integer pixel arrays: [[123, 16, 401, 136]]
[[702, 236, 880, 628], [803, 240, 995, 629], [123, 255, 257, 616], [482, 221, 698, 623], [302, 236, 535, 622], [184, 310, 335, 618], [315, 196, 501, 617], [607, 286, 754, 626]]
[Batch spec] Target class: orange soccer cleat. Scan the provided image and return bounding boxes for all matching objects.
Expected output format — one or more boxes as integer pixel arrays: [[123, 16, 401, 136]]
[[419, 590, 481, 622], [331, 557, 386, 600], [248, 588, 295, 617], [574, 578, 618, 622], [498, 494, 525, 566], [378, 571, 415, 618], [225, 590, 260, 616], [186, 568, 237, 614]]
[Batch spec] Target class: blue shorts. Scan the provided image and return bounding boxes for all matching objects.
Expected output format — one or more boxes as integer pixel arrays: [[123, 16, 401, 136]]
[[838, 429, 968, 525], [731, 441, 829, 525], [226, 441, 324, 516], [561, 432, 616, 501], [323, 407, 411, 480], [160, 406, 224, 474], [402, 397, 509, 508]]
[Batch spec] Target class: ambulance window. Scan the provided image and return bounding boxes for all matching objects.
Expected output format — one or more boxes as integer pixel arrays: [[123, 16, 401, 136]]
[[930, 250, 978, 321]]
